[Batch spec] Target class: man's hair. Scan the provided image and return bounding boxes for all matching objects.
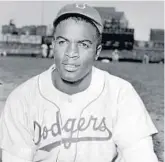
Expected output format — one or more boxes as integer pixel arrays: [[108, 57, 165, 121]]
[[53, 14, 102, 46]]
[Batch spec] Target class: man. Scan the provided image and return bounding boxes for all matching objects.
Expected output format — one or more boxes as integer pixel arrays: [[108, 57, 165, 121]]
[[132, 50, 137, 59], [143, 53, 149, 64], [0, 3, 158, 162], [41, 43, 48, 58], [48, 43, 54, 58], [112, 49, 119, 62]]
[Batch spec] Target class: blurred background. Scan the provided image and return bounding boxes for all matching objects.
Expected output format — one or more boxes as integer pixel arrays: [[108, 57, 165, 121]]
[[0, 1, 164, 63]]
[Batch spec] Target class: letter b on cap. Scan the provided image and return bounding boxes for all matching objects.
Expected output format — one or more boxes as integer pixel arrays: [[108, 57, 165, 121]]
[[76, 3, 87, 9]]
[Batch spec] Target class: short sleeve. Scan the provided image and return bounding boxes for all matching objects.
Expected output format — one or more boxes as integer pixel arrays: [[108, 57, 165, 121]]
[[112, 82, 158, 150], [0, 93, 36, 161], [2, 150, 31, 162]]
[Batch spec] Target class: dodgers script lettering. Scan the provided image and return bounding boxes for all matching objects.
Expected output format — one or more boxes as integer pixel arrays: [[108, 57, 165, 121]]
[[34, 111, 112, 152]]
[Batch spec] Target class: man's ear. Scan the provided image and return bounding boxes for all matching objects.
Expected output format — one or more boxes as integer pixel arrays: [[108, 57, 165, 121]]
[[95, 44, 102, 60]]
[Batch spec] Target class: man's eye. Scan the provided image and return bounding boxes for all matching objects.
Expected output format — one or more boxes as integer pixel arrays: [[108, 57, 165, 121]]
[[79, 43, 89, 48], [58, 40, 66, 45]]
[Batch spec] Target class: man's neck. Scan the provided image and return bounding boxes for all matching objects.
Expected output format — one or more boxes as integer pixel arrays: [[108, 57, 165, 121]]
[[51, 70, 92, 95]]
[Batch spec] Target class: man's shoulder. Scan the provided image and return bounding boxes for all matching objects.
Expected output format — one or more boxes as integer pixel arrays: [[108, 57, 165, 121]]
[[8, 74, 40, 101], [94, 67, 131, 88], [8, 65, 52, 101], [94, 67, 134, 105]]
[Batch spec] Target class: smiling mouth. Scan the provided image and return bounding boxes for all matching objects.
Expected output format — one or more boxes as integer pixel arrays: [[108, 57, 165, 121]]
[[63, 64, 79, 72]]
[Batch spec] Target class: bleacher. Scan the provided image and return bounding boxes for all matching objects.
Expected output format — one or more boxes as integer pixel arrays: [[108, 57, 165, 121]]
[[99, 48, 164, 63], [0, 42, 41, 56]]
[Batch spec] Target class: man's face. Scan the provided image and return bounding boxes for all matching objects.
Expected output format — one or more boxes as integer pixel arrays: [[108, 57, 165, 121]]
[[53, 18, 101, 82]]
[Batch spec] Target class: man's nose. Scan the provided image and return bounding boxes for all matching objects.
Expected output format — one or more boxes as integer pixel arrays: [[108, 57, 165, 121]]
[[65, 43, 79, 58]]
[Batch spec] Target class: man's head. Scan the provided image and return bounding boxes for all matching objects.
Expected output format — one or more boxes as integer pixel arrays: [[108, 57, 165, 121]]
[[52, 3, 103, 83]]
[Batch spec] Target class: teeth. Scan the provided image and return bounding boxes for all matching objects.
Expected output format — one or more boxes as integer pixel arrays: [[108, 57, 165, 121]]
[[64, 65, 77, 71], [65, 65, 76, 68]]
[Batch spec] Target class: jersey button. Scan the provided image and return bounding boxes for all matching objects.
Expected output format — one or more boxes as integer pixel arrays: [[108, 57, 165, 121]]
[[68, 97, 72, 103]]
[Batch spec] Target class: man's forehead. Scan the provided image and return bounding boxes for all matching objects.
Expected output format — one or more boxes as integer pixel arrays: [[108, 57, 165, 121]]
[[54, 34, 94, 42], [54, 30, 96, 43], [55, 17, 98, 34], [54, 18, 98, 41]]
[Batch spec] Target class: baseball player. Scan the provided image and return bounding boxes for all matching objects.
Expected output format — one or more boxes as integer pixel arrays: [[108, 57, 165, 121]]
[[41, 43, 48, 58], [143, 53, 150, 64], [112, 49, 119, 62], [0, 3, 158, 162]]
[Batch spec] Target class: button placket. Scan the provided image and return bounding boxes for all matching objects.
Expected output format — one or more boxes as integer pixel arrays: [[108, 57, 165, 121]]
[[68, 97, 72, 103]]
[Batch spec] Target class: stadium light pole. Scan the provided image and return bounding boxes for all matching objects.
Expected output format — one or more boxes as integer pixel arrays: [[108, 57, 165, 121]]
[[41, 1, 45, 25]]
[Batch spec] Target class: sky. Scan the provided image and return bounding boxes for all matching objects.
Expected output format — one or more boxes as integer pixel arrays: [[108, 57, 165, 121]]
[[0, 0, 164, 41]]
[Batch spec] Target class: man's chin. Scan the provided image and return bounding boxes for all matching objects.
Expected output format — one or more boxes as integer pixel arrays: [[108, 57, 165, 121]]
[[61, 73, 84, 84], [62, 75, 79, 83]]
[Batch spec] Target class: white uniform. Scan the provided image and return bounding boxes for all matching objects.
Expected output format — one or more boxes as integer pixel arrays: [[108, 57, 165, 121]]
[[0, 65, 158, 162], [112, 50, 119, 62], [41, 44, 48, 58], [49, 44, 54, 58]]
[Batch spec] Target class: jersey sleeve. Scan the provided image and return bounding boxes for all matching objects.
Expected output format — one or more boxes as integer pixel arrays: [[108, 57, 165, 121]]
[[112, 82, 158, 150], [0, 93, 36, 161], [120, 136, 158, 162], [2, 150, 32, 162]]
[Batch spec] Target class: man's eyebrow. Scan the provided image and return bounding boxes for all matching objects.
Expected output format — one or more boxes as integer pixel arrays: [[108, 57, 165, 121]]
[[56, 36, 69, 41], [56, 36, 93, 44], [78, 40, 93, 44]]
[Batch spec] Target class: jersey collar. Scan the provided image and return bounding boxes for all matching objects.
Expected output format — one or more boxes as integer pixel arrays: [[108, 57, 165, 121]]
[[38, 64, 105, 108]]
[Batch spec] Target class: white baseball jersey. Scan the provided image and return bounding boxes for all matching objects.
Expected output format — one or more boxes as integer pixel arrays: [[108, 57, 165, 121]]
[[0, 65, 158, 162], [41, 44, 48, 58]]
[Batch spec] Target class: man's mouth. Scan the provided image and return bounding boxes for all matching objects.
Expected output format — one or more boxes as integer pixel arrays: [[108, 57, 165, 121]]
[[63, 64, 79, 72]]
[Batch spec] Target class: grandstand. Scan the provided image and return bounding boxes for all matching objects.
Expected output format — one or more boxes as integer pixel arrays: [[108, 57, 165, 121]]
[[95, 7, 134, 50], [94, 7, 164, 63], [133, 29, 164, 63], [150, 29, 164, 42], [0, 7, 164, 63], [149, 29, 164, 49], [95, 7, 128, 28], [0, 24, 46, 56]]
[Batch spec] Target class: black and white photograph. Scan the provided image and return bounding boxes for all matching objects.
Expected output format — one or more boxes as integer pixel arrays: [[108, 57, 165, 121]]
[[0, 1, 164, 162]]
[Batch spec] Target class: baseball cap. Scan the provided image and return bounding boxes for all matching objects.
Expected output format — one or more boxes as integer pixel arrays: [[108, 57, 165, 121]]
[[53, 3, 103, 34]]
